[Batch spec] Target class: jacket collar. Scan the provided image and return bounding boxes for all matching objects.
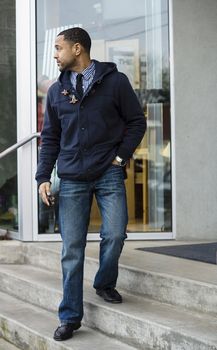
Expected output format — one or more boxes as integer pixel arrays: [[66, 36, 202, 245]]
[[58, 60, 117, 89]]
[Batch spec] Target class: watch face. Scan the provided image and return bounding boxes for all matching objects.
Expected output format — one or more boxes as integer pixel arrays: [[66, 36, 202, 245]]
[[120, 160, 127, 166], [115, 156, 126, 166]]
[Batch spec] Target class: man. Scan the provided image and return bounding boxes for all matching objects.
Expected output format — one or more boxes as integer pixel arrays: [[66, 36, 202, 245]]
[[36, 27, 146, 341]]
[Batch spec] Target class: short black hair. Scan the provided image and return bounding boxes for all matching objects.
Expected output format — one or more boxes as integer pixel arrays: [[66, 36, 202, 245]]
[[58, 27, 91, 54]]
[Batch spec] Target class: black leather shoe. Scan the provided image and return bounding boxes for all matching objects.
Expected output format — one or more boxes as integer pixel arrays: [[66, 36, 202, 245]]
[[53, 322, 81, 341], [96, 288, 122, 303]]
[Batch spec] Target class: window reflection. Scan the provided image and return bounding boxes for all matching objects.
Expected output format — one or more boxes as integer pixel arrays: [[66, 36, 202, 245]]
[[36, 0, 172, 234], [0, 3, 17, 233]]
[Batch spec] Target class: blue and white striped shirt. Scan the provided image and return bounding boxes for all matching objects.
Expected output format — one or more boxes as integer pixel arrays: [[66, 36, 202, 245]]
[[70, 60, 95, 93]]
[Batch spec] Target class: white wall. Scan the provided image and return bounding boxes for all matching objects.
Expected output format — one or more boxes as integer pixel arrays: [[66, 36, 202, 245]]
[[173, 0, 217, 239]]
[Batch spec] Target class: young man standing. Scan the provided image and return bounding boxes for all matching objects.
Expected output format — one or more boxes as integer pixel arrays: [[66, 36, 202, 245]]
[[36, 27, 146, 341]]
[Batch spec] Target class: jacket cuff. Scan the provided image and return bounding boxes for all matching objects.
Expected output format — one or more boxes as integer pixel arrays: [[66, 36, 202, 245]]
[[116, 146, 131, 161]]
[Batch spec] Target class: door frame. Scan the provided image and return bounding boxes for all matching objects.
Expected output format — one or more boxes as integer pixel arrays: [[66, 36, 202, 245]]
[[15, 0, 176, 241]]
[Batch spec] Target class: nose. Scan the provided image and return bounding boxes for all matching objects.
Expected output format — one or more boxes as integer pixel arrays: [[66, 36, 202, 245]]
[[54, 50, 58, 59]]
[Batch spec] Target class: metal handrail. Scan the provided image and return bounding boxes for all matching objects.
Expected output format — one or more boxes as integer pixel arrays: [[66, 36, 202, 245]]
[[0, 132, 41, 160]]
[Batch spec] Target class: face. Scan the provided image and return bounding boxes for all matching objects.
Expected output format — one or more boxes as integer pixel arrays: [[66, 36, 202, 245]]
[[54, 35, 81, 71]]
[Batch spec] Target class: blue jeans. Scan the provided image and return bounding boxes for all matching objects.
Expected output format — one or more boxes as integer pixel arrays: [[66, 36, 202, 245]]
[[58, 164, 128, 324]]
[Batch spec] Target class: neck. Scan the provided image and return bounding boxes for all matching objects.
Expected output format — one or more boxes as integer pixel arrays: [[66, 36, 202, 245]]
[[71, 56, 91, 73]]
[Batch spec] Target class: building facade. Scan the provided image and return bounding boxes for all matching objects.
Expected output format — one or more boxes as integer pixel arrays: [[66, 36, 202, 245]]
[[0, 0, 217, 241]]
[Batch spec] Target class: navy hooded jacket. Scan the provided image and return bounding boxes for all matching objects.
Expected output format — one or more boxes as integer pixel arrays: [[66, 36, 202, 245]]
[[36, 60, 146, 185]]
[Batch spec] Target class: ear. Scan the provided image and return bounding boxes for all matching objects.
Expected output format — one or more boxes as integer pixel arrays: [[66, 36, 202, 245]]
[[73, 43, 82, 56]]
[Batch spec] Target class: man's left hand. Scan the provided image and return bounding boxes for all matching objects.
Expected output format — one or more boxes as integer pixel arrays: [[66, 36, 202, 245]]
[[112, 159, 120, 166]]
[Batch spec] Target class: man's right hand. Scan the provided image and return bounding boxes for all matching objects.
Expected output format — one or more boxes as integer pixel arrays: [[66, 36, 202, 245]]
[[39, 182, 52, 206]]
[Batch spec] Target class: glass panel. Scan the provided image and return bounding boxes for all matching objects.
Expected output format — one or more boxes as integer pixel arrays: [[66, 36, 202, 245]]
[[0, 0, 18, 234], [36, 0, 171, 234]]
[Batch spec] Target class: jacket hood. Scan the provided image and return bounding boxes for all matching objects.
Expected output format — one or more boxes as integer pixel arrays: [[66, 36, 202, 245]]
[[57, 60, 117, 88]]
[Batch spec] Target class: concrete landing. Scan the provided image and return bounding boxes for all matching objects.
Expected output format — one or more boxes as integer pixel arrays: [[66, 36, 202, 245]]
[[23, 239, 217, 283]]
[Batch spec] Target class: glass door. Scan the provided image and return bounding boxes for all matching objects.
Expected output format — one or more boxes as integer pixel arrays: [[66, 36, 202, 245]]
[[36, 0, 173, 239]]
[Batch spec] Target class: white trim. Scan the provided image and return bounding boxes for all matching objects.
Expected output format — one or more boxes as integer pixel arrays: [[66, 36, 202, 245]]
[[35, 233, 62, 241], [168, 0, 176, 239], [30, 0, 40, 242], [35, 232, 174, 242], [125, 232, 173, 240], [16, 0, 37, 241]]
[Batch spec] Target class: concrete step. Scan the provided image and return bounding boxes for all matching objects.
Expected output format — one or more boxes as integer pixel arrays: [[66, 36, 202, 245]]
[[22, 242, 217, 317], [0, 290, 136, 350], [0, 338, 20, 350], [0, 264, 217, 349], [0, 242, 24, 264], [3, 241, 217, 317]]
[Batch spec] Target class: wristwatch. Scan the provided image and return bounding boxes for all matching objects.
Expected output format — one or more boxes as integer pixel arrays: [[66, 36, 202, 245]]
[[115, 156, 127, 167]]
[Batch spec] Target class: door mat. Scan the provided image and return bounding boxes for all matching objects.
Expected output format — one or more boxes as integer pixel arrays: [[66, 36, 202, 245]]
[[137, 242, 217, 264]]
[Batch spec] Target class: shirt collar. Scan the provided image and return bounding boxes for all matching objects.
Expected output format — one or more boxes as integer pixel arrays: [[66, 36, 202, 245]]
[[71, 60, 95, 81], [81, 60, 95, 80]]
